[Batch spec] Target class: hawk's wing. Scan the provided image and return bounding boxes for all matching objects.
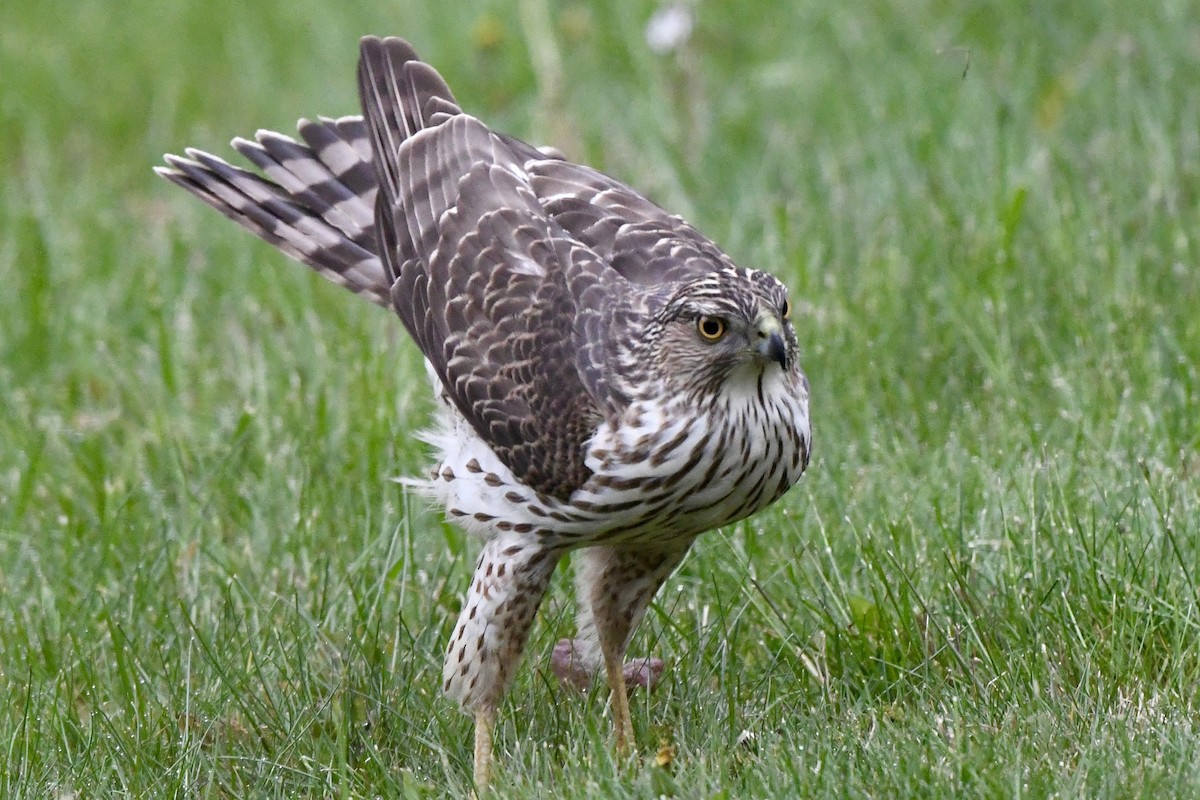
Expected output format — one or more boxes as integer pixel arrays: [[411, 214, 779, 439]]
[[487, 132, 741, 289], [358, 36, 611, 499]]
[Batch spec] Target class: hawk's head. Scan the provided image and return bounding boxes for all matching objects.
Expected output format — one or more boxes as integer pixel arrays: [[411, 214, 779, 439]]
[[644, 267, 800, 400]]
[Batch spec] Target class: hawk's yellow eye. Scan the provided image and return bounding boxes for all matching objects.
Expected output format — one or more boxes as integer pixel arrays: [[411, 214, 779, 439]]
[[697, 316, 727, 341], [782, 299, 792, 320]]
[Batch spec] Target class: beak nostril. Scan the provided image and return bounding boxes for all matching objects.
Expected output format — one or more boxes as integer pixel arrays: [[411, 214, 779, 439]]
[[755, 330, 788, 368]]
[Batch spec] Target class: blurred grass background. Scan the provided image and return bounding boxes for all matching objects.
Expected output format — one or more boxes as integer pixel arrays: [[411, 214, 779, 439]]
[[1, 0, 1198, 796]]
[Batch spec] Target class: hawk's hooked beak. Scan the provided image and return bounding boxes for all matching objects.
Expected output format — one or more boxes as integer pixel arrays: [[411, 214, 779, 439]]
[[754, 316, 788, 368]]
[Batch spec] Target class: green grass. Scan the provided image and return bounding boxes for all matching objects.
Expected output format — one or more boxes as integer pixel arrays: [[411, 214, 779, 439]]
[[2, 0, 1198, 796]]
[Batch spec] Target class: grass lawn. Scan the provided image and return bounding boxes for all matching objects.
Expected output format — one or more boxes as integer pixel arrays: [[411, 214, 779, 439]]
[[2, 0, 1198, 796]]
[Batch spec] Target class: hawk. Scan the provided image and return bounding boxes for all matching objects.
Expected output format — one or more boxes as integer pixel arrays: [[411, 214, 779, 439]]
[[157, 35, 811, 789]]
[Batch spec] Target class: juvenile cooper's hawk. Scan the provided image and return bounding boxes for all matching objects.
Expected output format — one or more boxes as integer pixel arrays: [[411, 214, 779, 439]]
[[158, 36, 811, 789]]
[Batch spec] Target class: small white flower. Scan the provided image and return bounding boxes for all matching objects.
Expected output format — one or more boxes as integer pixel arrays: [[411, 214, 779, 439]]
[[645, 4, 694, 54]]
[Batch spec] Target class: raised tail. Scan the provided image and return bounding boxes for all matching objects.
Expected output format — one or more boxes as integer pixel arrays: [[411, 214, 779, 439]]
[[155, 36, 463, 309], [156, 115, 391, 307]]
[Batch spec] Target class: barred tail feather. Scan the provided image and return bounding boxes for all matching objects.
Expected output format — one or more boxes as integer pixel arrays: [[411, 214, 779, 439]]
[[156, 116, 391, 308]]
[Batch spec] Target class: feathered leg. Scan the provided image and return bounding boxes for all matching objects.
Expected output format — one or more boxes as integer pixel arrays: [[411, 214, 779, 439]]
[[554, 542, 693, 753], [444, 532, 563, 789]]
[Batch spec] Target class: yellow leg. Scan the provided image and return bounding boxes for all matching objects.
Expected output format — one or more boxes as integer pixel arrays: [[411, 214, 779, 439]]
[[473, 706, 496, 794], [604, 650, 635, 756]]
